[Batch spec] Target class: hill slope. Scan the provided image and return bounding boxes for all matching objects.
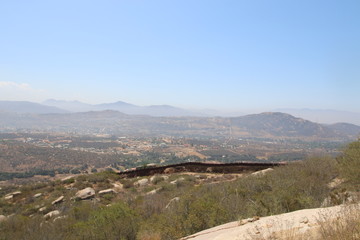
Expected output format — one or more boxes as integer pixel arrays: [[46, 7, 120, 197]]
[[0, 101, 68, 114], [230, 112, 339, 138], [0, 111, 358, 140]]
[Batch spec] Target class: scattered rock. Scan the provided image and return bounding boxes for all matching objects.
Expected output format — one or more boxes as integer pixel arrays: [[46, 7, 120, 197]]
[[150, 175, 158, 183], [12, 191, 21, 196], [206, 167, 213, 173], [165, 197, 180, 209], [75, 187, 95, 200], [251, 168, 274, 176], [164, 167, 175, 174], [44, 210, 60, 219], [0, 215, 7, 222], [4, 195, 13, 200], [53, 215, 67, 222], [146, 188, 161, 195], [4, 191, 21, 200], [39, 207, 47, 212], [146, 163, 157, 167], [99, 189, 116, 195], [239, 216, 260, 226], [150, 175, 168, 184], [52, 196, 64, 205], [112, 182, 123, 191], [61, 176, 74, 182], [135, 178, 149, 187], [170, 177, 185, 185], [33, 193, 42, 198]]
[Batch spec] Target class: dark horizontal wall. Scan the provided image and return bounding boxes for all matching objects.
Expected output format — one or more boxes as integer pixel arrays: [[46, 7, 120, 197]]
[[118, 162, 285, 178]]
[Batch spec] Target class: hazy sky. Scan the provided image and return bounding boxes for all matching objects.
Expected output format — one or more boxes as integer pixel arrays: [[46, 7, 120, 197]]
[[0, 0, 359, 112]]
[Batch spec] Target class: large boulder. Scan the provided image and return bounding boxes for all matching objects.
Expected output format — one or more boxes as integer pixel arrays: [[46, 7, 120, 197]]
[[112, 182, 123, 191], [150, 175, 168, 184], [44, 210, 60, 219], [251, 168, 274, 176], [164, 167, 175, 174], [98, 189, 116, 195], [39, 206, 47, 212], [0, 215, 7, 222], [134, 178, 149, 187], [74, 187, 95, 200], [33, 193, 42, 198], [170, 177, 185, 185], [52, 196, 64, 205], [146, 188, 161, 195], [4, 191, 21, 200], [61, 176, 74, 182], [4, 195, 13, 200], [11, 191, 21, 196]]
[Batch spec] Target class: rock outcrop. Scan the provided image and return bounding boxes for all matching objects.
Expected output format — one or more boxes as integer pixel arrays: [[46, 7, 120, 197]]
[[112, 182, 123, 191], [33, 193, 42, 198], [74, 187, 95, 200], [146, 188, 161, 195], [4, 191, 21, 200], [0, 215, 7, 222], [44, 210, 60, 219], [182, 203, 360, 240], [251, 168, 274, 176], [134, 178, 149, 187], [99, 189, 116, 195], [52, 196, 64, 205]]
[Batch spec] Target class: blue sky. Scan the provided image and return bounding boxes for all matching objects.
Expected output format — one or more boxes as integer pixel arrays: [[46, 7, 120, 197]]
[[0, 0, 359, 112]]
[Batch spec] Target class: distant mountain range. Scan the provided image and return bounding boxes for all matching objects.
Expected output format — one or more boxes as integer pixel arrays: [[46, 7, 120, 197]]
[[0, 103, 359, 140], [0, 101, 69, 114], [42, 99, 203, 117], [1, 100, 360, 126]]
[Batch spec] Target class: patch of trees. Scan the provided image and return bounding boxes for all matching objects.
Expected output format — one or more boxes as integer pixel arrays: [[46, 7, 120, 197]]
[[268, 152, 307, 162], [0, 169, 58, 181]]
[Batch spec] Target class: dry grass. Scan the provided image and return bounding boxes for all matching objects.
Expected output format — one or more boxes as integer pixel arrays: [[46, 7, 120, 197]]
[[317, 203, 360, 240]]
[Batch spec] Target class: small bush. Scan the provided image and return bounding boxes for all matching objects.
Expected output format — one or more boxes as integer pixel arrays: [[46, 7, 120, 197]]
[[151, 176, 164, 185], [122, 179, 134, 189]]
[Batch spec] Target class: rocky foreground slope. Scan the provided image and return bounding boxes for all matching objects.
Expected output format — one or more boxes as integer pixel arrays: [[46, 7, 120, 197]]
[[183, 203, 360, 240]]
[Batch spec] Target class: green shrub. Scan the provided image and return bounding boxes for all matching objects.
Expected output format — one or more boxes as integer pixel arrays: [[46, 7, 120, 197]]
[[151, 176, 164, 185], [62, 178, 75, 184], [337, 140, 360, 189], [121, 179, 134, 189], [71, 202, 139, 240]]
